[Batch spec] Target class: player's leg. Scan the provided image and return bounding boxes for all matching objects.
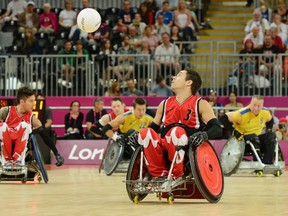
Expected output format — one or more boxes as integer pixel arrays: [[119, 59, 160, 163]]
[[258, 132, 276, 164], [13, 122, 32, 164], [138, 128, 168, 177], [0, 122, 13, 164]]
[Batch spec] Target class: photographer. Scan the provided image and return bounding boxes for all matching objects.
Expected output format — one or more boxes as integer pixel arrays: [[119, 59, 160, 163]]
[[276, 118, 288, 141]]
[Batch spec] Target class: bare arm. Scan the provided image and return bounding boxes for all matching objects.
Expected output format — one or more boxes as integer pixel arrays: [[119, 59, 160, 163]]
[[105, 114, 126, 139], [32, 116, 43, 129], [151, 100, 164, 126], [0, 107, 9, 122], [199, 99, 216, 123]]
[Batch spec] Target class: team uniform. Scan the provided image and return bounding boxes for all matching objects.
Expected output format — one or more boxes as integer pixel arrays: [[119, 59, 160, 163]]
[[232, 106, 275, 164], [138, 96, 204, 178], [119, 111, 152, 134], [0, 106, 33, 165]]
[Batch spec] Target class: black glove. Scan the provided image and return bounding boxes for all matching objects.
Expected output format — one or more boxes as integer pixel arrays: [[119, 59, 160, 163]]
[[127, 131, 139, 147], [233, 129, 243, 141], [116, 134, 125, 146], [244, 134, 260, 150], [189, 131, 208, 147], [55, 153, 64, 166]]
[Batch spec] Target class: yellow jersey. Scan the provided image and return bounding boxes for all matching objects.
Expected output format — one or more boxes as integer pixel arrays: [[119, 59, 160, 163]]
[[232, 106, 272, 136], [119, 111, 152, 134]]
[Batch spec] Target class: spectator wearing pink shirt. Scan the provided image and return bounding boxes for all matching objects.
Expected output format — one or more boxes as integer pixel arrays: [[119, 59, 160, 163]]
[[142, 25, 159, 52], [38, 3, 58, 34]]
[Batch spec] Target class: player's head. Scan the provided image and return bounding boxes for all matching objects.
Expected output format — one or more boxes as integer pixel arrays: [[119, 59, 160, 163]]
[[250, 95, 264, 115], [133, 98, 147, 119], [111, 97, 125, 116], [17, 86, 36, 112], [171, 69, 202, 95], [94, 98, 104, 111]]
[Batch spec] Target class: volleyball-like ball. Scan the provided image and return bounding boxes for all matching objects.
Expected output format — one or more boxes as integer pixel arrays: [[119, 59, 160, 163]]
[[77, 8, 101, 33]]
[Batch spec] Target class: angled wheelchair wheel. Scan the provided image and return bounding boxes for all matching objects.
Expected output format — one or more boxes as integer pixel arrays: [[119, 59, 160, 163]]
[[126, 146, 149, 203], [189, 141, 224, 203], [30, 134, 49, 183], [220, 136, 245, 176], [103, 140, 125, 176], [98, 140, 112, 173]]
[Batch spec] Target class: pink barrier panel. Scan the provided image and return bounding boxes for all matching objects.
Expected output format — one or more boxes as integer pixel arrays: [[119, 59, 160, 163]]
[[51, 139, 288, 165]]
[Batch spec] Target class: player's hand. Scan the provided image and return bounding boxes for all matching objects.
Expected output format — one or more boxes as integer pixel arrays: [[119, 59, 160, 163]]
[[55, 153, 64, 166], [189, 131, 208, 147], [128, 131, 139, 147], [244, 134, 260, 150], [233, 130, 243, 141], [116, 134, 125, 146]]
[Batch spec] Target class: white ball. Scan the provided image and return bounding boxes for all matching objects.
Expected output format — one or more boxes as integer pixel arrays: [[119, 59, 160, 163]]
[[77, 8, 101, 33]]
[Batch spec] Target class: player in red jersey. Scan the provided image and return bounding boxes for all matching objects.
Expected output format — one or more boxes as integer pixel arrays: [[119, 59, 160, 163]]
[[89, 97, 129, 138], [0, 87, 64, 166], [137, 69, 222, 188]]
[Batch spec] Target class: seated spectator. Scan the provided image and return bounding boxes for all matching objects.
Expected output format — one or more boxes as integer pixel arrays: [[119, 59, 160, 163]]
[[258, 1, 273, 23], [275, 117, 288, 141], [116, 0, 136, 33], [0, 0, 27, 22], [149, 75, 174, 96], [224, 91, 243, 113], [85, 98, 107, 139], [57, 40, 76, 88], [87, 21, 110, 46], [104, 80, 122, 96], [244, 26, 264, 50], [207, 89, 224, 118], [269, 27, 284, 52], [21, 28, 41, 54], [38, 3, 58, 34], [186, 0, 202, 30], [142, 25, 159, 52], [129, 13, 147, 35], [154, 32, 180, 78], [127, 25, 141, 50], [170, 25, 183, 52], [74, 40, 90, 84], [270, 14, 287, 46], [155, 0, 173, 28], [64, 100, 84, 139], [273, 0, 288, 24], [123, 78, 144, 96], [18, 1, 38, 35], [244, 9, 270, 36], [154, 14, 170, 41], [58, 0, 77, 33], [139, 2, 154, 25], [173, 0, 195, 41], [135, 39, 151, 81]]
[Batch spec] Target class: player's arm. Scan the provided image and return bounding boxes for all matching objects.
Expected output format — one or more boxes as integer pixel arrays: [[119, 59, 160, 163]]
[[147, 100, 164, 132], [220, 110, 243, 140], [102, 114, 126, 140], [0, 107, 9, 122], [32, 117, 64, 166], [265, 111, 274, 132], [89, 113, 111, 137]]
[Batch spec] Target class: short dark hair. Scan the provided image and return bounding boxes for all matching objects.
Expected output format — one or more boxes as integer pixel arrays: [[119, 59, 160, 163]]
[[94, 98, 104, 104], [185, 69, 202, 95], [70, 100, 80, 109], [156, 75, 164, 84], [17, 86, 35, 104], [111, 97, 124, 104], [133, 98, 147, 108]]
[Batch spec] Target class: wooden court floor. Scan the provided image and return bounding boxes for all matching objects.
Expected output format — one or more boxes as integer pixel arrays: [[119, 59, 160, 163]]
[[0, 165, 287, 216]]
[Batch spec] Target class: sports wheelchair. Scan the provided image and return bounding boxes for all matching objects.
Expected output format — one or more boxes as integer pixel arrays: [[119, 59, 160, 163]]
[[220, 136, 285, 177], [99, 131, 137, 176], [0, 134, 48, 183], [124, 141, 224, 204]]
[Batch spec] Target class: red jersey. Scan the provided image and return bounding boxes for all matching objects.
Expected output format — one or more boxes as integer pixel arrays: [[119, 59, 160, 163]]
[[108, 108, 130, 121], [6, 106, 33, 132], [162, 96, 202, 129]]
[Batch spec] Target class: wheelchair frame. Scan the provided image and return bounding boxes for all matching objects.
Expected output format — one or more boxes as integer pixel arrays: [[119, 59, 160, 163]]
[[124, 141, 224, 204], [0, 134, 49, 183]]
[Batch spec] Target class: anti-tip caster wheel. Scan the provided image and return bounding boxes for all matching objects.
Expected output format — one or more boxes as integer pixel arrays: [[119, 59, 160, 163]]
[[21, 177, 27, 184], [274, 170, 282, 177], [256, 170, 263, 177], [37, 176, 42, 183], [156, 193, 162, 201], [167, 195, 174, 204], [133, 195, 139, 204]]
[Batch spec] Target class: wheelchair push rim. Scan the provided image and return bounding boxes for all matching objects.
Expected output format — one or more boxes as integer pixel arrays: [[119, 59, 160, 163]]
[[103, 140, 125, 176], [190, 141, 224, 203], [220, 136, 245, 176]]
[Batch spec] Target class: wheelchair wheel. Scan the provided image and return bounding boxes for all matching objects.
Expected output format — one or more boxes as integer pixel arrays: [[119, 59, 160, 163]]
[[98, 140, 112, 173], [126, 146, 149, 203], [189, 141, 224, 203], [220, 136, 245, 176], [103, 140, 125, 176], [30, 134, 49, 183]]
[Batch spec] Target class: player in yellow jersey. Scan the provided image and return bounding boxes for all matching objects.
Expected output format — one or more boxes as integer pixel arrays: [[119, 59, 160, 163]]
[[220, 95, 275, 164], [102, 98, 152, 147]]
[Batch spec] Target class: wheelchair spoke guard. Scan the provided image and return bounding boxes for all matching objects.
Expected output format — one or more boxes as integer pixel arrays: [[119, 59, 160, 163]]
[[220, 136, 245, 176], [189, 141, 224, 203], [104, 140, 125, 176], [30, 134, 49, 183]]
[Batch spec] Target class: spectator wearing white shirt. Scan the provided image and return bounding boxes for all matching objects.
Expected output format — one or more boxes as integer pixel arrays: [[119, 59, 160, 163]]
[[244, 26, 264, 49], [58, 0, 77, 33], [0, 0, 27, 22], [244, 9, 270, 35]]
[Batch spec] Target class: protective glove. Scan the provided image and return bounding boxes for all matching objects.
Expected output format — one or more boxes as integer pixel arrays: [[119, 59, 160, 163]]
[[189, 131, 208, 147], [244, 134, 260, 150], [233, 129, 243, 141], [112, 134, 125, 146], [128, 131, 139, 147], [55, 153, 64, 166]]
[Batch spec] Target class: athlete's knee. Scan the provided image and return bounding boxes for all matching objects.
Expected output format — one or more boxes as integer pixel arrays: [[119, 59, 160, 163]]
[[166, 127, 188, 147], [138, 128, 159, 148]]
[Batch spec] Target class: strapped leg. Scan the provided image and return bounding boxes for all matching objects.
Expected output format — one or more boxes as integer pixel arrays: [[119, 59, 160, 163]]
[[138, 128, 168, 177], [0, 122, 13, 164]]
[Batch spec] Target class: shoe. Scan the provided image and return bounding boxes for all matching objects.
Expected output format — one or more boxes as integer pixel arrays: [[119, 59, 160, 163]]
[[161, 175, 185, 191]]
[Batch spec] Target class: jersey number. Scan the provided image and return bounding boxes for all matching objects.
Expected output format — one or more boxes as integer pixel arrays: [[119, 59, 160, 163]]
[[184, 109, 192, 120]]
